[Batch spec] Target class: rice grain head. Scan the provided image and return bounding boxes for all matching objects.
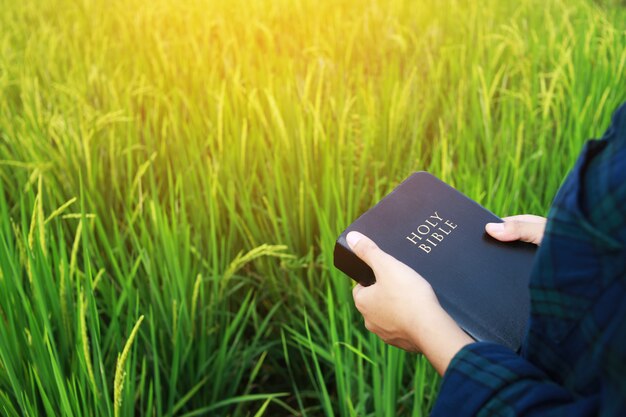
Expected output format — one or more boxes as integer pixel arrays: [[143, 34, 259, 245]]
[[113, 315, 144, 417]]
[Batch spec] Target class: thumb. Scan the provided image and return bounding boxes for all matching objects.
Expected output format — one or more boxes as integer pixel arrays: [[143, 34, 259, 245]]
[[346, 231, 393, 274], [485, 219, 545, 245]]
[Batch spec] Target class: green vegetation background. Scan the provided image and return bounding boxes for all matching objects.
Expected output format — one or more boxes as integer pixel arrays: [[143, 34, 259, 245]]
[[0, 0, 624, 415]]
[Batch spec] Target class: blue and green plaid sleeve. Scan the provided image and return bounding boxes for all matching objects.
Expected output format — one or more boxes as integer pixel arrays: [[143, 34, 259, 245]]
[[431, 103, 626, 416], [431, 342, 607, 416]]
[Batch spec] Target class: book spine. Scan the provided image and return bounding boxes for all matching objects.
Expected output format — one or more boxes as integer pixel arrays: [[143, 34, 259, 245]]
[[333, 237, 376, 286]]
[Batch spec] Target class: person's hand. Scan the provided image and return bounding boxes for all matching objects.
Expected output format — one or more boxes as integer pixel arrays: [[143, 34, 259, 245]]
[[348, 230, 439, 352], [347, 231, 473, 375], [485, 214, 547, 246]]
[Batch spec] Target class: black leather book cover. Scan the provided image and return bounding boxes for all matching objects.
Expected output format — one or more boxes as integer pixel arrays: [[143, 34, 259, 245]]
[[334, 171, 536, 351]]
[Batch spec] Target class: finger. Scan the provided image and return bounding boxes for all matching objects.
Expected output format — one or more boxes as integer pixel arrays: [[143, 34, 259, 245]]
[[352, 283, 364, 299], [352, 282, 374, 313], [501, 214, 546, 224], [346, 231, 395, 276], [485, 219, 546, 245], [364, 320, 375, 333]]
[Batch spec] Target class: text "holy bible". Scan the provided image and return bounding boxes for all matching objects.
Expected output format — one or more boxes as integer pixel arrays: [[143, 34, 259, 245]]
[[405, 211, 457, 253]]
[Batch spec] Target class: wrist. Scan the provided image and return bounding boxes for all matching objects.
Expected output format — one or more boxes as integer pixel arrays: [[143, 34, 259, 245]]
[[410, 303, 474, 376]]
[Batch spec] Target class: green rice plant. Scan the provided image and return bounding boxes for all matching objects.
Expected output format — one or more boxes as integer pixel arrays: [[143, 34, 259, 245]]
[[0, 179, 291, 416], [0, 0, 624, 415]]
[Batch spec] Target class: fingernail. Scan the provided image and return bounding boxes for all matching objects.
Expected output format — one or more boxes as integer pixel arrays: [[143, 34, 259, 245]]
[[486, 222, 505, 233], [346, 231, 364, 249]]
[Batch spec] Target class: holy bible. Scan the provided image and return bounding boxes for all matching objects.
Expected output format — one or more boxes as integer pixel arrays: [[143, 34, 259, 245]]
[[333, 172, 536, 351]]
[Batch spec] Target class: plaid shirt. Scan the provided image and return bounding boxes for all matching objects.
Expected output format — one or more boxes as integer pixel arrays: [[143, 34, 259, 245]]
[[431, 103, 626, 416]]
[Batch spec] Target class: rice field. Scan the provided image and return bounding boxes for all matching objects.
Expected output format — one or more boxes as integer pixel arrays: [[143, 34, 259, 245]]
[[0, 0, 624, 415]]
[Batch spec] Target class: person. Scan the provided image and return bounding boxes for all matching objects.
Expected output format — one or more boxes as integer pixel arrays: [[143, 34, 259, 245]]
[[347, 102, 626, 415]]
